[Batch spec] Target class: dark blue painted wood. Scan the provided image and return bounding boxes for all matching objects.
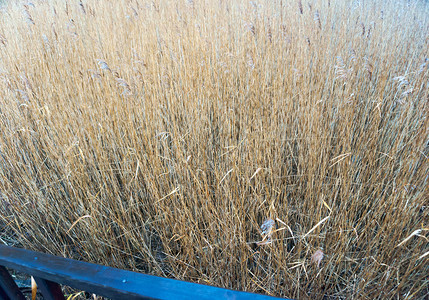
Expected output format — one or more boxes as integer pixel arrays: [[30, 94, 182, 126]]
[[33, 277, 65, 300], [0, 245, 288, 300], [0, 284, 10, 300], [0, 265, 25, 300]]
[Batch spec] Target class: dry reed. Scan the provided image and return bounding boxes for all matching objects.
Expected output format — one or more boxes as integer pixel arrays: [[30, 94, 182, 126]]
[[0, 0, 428, 298]]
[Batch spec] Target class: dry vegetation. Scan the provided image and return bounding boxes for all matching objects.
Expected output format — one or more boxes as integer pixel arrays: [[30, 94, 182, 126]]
[[0, 0, 428, 299]]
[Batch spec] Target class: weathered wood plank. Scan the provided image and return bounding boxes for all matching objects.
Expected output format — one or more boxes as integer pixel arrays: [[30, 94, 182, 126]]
[[0, 245, 288, 300]]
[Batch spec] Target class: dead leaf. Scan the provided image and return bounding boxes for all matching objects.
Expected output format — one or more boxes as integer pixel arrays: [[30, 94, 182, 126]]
[[311, 249, 324, 268], [31, 276, 37, 300]]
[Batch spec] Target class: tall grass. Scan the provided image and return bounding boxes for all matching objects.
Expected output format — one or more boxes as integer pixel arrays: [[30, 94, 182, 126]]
[[0, 0, 428, 298]]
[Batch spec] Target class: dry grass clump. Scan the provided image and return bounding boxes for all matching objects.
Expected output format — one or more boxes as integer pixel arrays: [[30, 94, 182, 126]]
[[0, 0, 428, 298]]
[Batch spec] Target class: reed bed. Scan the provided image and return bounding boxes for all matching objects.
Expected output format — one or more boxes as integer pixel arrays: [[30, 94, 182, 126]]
[[0, 0, 428, 298]]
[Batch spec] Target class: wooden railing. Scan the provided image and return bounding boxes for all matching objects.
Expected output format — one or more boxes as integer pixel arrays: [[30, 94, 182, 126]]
[[0, 245, 288, 300]]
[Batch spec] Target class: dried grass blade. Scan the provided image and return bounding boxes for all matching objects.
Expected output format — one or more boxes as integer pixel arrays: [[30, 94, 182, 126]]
[[302, 216, 330, 239], [396, 229, 422, 247], [66, 215, 92, 234]]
